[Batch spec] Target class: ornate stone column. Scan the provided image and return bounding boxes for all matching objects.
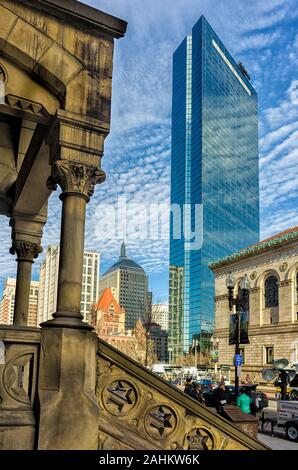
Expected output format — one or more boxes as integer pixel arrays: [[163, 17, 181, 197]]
[[9, 212, 45, 326], [44, 160, 105, 329], [10, 240, 42, 326]]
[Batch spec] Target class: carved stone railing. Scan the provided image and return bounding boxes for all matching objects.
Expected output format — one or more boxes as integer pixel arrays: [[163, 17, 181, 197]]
[[96, 339, 267, 450], [0, 326, 41, 450]]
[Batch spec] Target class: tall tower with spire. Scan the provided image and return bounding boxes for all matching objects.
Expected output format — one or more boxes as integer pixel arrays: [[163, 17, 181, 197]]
[[98, 243, 150, 329], [120, 241, 127, 259]]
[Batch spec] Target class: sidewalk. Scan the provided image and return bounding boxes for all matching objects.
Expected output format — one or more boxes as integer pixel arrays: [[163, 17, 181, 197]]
[[258, 432, 298, 450]]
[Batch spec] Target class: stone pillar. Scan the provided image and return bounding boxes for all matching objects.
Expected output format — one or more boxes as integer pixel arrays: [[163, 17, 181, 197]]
[[9, 213, 45, 326], [10, 241, 42, 325], [279, 279, 293, 322], [43, 160, 105, 329], [37, 327, 99, 450], [249, 287, 261, 326]]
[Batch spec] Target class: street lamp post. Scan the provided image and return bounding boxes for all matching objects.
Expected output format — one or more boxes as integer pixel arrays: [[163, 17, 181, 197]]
[[226, 272, 250, 400], [192, 338, 199, 379], [211, 336, 220, 378]]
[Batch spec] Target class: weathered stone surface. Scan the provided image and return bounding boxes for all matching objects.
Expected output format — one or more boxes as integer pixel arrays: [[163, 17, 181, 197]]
[[37, 327, 99, 450], [0, 326, 40, 450], [0, 0, 127, 220], [96, 339, 267, 450]]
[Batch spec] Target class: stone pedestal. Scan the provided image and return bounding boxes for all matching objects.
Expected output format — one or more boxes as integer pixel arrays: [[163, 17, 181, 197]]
[[0, 326, 41, 450], [37, 327, 99, 450], [220, 405, 259, 439]]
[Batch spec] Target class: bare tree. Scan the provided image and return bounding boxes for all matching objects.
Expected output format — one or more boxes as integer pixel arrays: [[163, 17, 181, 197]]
[[133, 318, 157, 367]]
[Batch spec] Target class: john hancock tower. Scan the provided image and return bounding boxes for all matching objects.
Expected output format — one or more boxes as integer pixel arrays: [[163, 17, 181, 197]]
[[169, 16, 259, 363]]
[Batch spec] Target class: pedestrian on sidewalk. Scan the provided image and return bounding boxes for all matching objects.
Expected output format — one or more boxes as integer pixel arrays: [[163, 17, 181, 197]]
[[190, 383, 205, 404], [236, 387, 251, 414], [184, 377, 193, 396], [214, 383, 228, 412]]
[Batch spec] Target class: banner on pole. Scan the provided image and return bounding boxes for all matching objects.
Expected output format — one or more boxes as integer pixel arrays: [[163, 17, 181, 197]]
[[229, 314, 237, 345], [240, 311, 250, 344]]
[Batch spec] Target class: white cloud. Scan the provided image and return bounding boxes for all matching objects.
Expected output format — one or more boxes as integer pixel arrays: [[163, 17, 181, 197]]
[[1, 0, 298, 296], [260, 121, 298, 151], [235, 31, 281, 52]]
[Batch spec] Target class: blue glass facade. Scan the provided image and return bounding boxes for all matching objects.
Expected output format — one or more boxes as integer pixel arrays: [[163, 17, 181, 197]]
[[169, 16, 259, 361]]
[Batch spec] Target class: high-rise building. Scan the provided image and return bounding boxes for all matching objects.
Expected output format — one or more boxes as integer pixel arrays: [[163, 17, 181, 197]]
[[144, 322, 169, 363], [0, 278, 39, 326], [38, 246, 100, 324], [38, 245, 59, 324], [169, 16, 259, 362], [99, 242, 149, 329], [152, 304, 169, 331]]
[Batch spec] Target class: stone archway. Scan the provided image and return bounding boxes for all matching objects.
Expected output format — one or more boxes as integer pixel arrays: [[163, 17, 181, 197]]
[[0, 0, 127, 327]]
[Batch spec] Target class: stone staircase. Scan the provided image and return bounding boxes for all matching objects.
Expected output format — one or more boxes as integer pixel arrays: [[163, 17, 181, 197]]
[[97, 339, 267, 450], [0, 326, 267, 450]]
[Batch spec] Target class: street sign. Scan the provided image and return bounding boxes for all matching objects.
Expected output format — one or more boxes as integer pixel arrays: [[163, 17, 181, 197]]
[[235, 354, 243, 366]]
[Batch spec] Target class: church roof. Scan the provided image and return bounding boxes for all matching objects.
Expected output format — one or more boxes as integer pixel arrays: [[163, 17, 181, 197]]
[[209, 226, 298, 270], [95, 288, 124, 314], [103, 242, 145, 275]]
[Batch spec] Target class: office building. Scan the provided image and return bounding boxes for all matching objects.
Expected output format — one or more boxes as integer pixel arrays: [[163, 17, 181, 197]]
[[169, 16, 259, 361], [152, 304, 169, 331], [38, 245, 100, 324], [144, 322, 169, 363], [99, 242, 149, 329], [0, 277, 39, 326]]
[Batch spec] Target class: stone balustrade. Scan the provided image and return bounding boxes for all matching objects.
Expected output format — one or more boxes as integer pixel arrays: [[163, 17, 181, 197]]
[[96, 339, 267, 450], [0, 325, 41, 450]]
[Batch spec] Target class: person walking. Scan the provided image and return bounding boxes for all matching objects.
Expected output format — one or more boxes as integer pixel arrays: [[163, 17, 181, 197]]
[[190, 383, 205, 404], [214, 383, 228, 412], [184, 377, 193, 396], [236, 387, 251, 414]]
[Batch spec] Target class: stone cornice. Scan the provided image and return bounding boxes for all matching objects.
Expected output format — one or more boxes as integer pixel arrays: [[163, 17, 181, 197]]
[[215, 294, 229, 301], [0, 325, 41, 343], [250, 287, 261, 293], [20, 0, 128, 39], [209, 231, 298, 270], [216, 322, 298, 336], [279, 279, 293, 287]]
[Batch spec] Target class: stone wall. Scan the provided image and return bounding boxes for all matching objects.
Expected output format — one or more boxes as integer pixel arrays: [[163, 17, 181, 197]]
[[213, 238, 298, 378]]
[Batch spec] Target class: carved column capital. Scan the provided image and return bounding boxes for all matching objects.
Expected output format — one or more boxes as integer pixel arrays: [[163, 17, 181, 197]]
[[47, 160, 106, 202], [10, 240, 42, 262]]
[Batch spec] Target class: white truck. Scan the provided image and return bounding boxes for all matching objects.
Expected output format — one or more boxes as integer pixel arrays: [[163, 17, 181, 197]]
[[277, 400, 298, 442]]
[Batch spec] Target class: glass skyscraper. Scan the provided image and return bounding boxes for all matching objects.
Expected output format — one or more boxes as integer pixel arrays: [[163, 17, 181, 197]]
[[169, 16, 259, 362]]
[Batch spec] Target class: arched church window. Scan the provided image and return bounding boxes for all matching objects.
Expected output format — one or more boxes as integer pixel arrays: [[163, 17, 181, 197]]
[[265, 275, 279, 308]]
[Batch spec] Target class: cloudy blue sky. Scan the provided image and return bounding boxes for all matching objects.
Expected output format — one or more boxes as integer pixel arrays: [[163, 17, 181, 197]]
[[0, 0, 298, 301]]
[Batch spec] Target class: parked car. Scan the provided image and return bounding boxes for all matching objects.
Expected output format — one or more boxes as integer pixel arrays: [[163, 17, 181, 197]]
[[198, 379, 213, 392], [203, 383, 268, 411]]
